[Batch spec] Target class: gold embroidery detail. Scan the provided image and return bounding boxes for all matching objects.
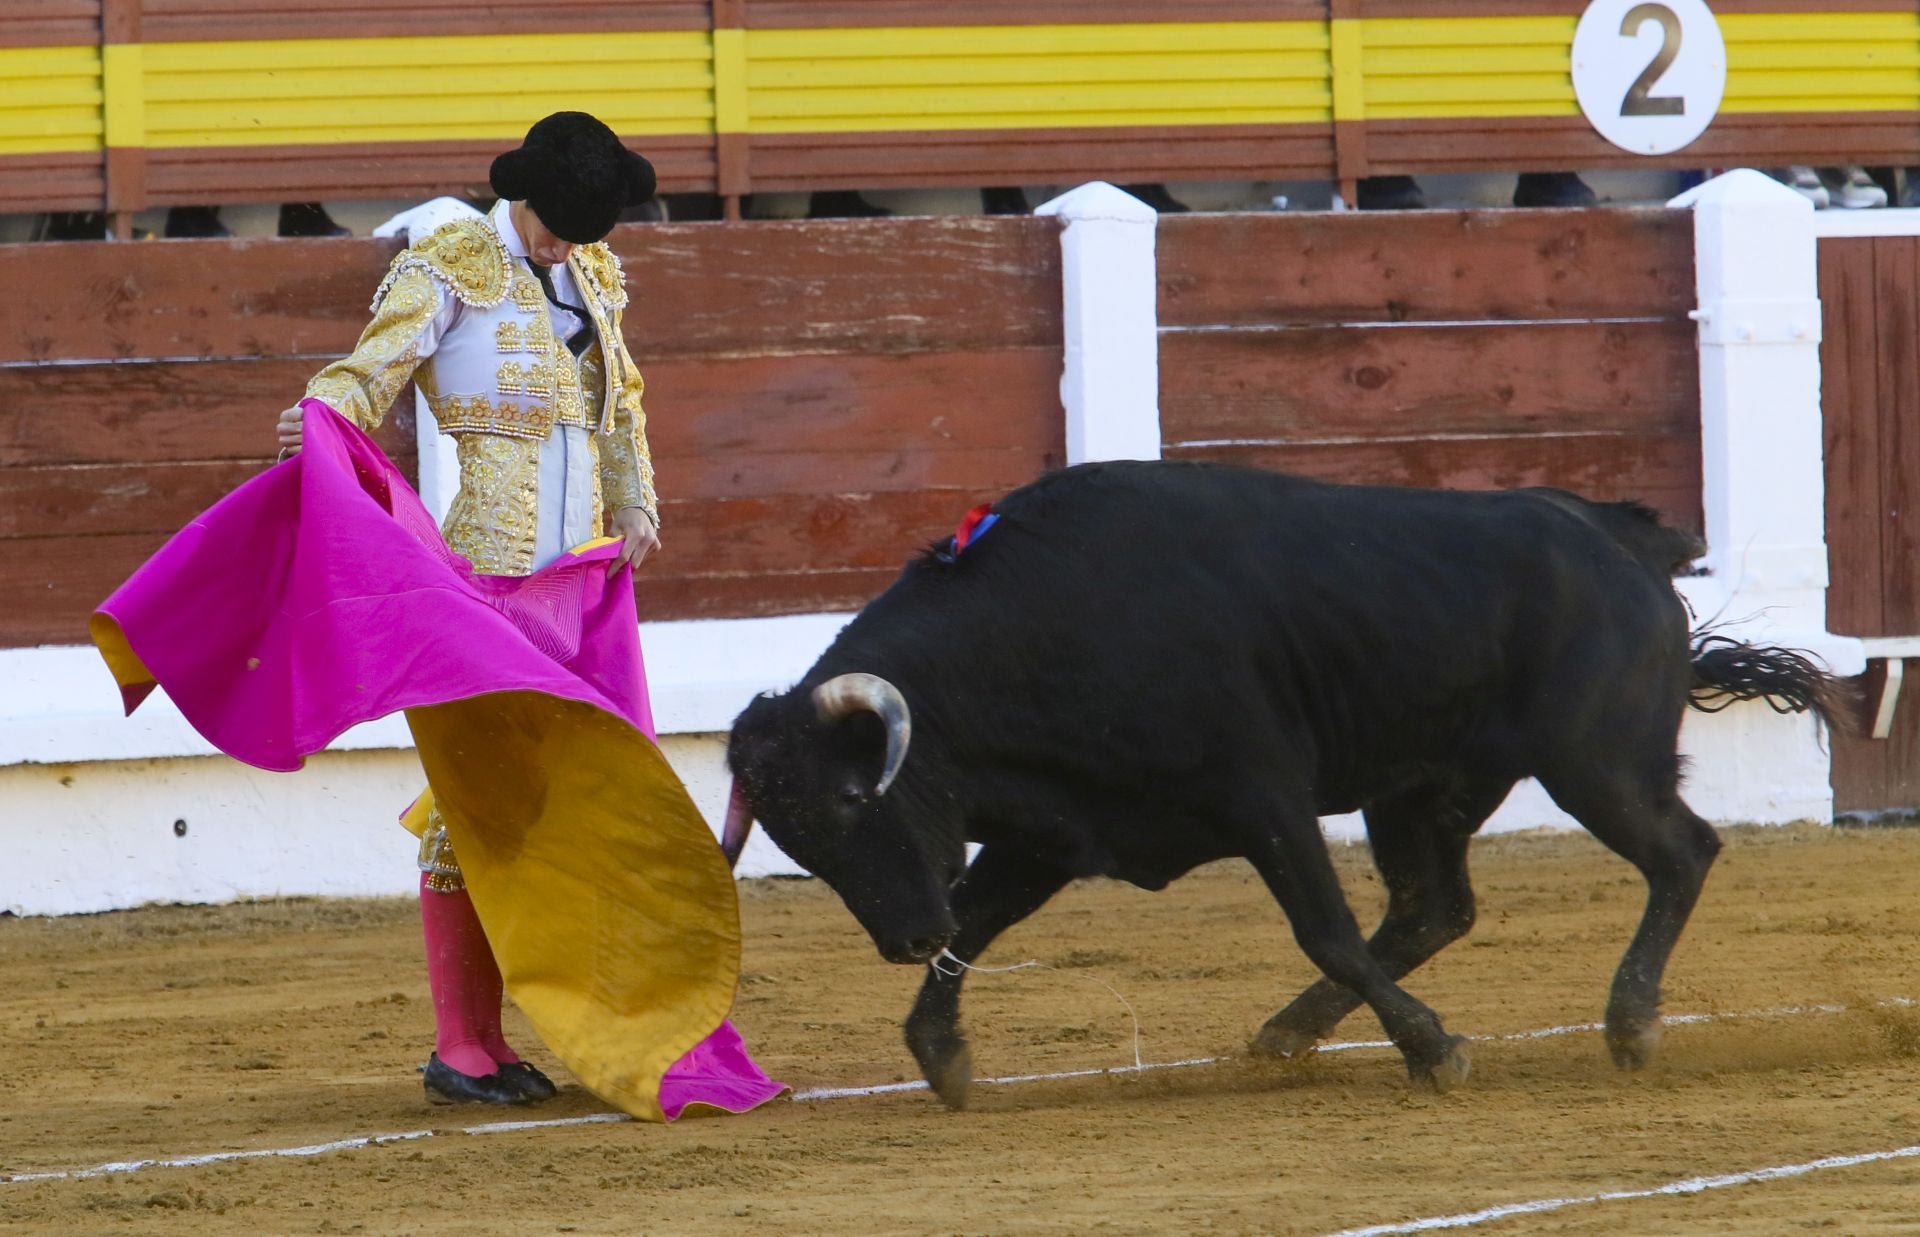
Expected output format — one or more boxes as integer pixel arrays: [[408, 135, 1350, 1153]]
[[495, 321, 524, 353], [571, 243, 629, 311], [496, 360, 526, 395], [511, 277, 545, 313], [588, 429, 605, 531], [417, 806, 465, 892], [371, 219, 511, 311], [427, 393, 551, 440], [443, 433, 542, 574], [578, 342, 607, 431], [597, 322, 658, 527], [305, 269, 439, 429], [524, 360, 554, 400]]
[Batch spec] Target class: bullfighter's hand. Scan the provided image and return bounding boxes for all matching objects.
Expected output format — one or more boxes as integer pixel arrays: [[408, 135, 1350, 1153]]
[[609, 506, 661, 577], [275, 404, 304, 456]]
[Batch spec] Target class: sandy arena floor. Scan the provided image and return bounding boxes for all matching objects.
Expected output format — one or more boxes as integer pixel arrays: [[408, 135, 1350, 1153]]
[[4, 824, 1919, 1235]]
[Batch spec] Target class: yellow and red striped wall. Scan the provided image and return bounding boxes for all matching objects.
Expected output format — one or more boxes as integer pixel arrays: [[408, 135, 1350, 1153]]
[[4, 0, 1917, 219]]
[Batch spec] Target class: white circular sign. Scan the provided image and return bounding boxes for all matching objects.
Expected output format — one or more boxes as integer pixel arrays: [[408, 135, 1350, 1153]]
[[1571, 0, 1726, 155]]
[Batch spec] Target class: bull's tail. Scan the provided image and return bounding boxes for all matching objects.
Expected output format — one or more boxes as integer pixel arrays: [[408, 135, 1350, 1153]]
[[1688, 632, 1860, 735]]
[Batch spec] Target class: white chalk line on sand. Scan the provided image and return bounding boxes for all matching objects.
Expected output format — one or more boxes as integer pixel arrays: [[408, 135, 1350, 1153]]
[[1316, 1144, 1920, 1237], [3, 996, 1911, 1188]]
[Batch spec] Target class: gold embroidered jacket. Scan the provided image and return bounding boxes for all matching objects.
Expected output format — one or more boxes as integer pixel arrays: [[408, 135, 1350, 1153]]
[[305, 217, 658, 574]]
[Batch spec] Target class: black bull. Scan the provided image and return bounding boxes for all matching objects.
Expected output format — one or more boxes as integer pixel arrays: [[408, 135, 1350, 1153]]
[[724, 462, 1851, 1108]]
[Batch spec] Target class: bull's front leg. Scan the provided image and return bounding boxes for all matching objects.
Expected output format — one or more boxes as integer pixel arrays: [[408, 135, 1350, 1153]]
[[905, 845, 1069, 1110]]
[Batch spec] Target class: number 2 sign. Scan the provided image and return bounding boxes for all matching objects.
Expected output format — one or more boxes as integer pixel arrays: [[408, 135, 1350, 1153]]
[[1571, 0, 1727, 155]]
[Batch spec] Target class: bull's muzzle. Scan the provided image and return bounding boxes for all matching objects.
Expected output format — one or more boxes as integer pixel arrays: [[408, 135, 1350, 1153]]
[[881, 929, 956, 966]]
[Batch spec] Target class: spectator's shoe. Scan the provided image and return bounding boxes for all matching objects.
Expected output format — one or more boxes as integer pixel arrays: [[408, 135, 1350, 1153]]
[[46, 211, 107, 240], [1513, 172, 1597, 208], [278, 202, 350, 237], [420, 1054, 529, 1105], [1119, 183, 1190, 213], [499, 1061, 558, 1101], [807, 190, 892, 218], [164, 206, 232, 238], [1827, 167, 1888, 209], [1781, 167, 1829, 209], [1356, 176, 1425, 210], [981, 186, 1030, 215]]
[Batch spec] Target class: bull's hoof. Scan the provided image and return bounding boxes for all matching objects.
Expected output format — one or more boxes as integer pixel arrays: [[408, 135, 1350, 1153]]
[[1409, 1035, 1472, 1093], [907, 1023, 974, 1111], [923, 1043, 974, 1110], [1249, 1018, 1321, 1061], [1606, 1017, 1662, 1070]]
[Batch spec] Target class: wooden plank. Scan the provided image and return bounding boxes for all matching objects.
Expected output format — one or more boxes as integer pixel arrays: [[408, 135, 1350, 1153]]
[[744, 1, 1326, 27], [655, 488, 1001, 576], [746, 125, 1334, 190], [662, 445, 1051, 504], [1165, 432, 1703, 534], [0, 0, 99, 46], [0, 532, 168, 648], [0, 153, 106, 215], [1159, 320, 1696, 443], [1828, 657, 1920, 816], [649, 352, 1063, 500], [1158, 208, 1694, 327], [0, 460, 267, 539], [136, 0, 708, 40], [143, 135, 718, 204], [1819, 237, 1883, 639], [637, 568, 904, 623], [1879, 237, 1920, 635], [645, 346, 1062, 459], [0, 239, 402, 365], [614, 216, 1063, 358], [0, 358, 417, 470], [3, 215, 1060, 365], [1365, 114, 1920, 175]]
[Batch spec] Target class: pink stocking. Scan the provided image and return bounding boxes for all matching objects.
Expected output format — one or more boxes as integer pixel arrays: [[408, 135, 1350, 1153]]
[[419, 875, 519, 1076]]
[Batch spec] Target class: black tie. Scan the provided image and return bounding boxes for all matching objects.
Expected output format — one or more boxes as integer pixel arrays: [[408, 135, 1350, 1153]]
[[528, 261, 592, 357]]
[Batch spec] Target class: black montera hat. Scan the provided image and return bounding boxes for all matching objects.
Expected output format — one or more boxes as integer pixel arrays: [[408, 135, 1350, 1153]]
[[489, 112, 657, 245]]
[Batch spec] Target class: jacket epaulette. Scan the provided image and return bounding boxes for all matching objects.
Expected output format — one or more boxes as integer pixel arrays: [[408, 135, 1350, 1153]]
[[369, 218, 514, 312], [571, 242, 629, 311]]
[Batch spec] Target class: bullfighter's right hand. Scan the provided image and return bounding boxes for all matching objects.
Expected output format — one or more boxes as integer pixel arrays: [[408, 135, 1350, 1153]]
[[276, 404, 304, 456]]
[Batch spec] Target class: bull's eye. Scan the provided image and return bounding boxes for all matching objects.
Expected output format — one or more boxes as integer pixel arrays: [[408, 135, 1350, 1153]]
[[836, 786, 865, 807]]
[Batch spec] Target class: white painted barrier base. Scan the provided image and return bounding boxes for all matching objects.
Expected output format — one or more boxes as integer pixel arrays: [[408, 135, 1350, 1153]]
[[2, 700, 1826, 916], [0, 734, 806, 918]]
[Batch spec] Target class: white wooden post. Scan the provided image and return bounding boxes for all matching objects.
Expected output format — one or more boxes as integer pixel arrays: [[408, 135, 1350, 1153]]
[[1673, 169, 1835, 633], [1035, 182, 1162, 463], [1666, 169, 1864, 824]]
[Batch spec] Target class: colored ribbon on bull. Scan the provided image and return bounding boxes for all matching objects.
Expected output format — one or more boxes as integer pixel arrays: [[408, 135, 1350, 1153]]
[[936, 502, 1000, 563]]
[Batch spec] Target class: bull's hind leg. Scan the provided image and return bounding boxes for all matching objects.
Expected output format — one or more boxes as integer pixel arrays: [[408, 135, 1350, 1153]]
[[1244, 799, 1473, 1092], [1538, 762, 1722, 1069], [904, 845, 1069, 1110], [1251, 777, 1513, 1060]]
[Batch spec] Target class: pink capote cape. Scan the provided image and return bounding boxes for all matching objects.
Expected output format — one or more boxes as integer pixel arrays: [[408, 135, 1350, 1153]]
[[91, 399, 785, 1122]]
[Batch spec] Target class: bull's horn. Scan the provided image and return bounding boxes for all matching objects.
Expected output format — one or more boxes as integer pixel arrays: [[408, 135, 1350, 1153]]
[[720, 779, 754, 871], [812, 673, 912, 795]]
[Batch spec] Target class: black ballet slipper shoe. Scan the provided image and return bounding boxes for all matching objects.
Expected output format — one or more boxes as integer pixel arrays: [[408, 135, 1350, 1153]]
[[420, 1053, 529, 1105], [499, 1060, 558, 1101]]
